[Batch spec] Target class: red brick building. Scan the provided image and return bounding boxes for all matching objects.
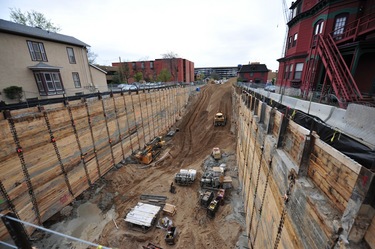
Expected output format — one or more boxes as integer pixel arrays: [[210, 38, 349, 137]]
[[277, 0, 375, 108], [112, 58, 194, 83], [238, 63, 269, 83]]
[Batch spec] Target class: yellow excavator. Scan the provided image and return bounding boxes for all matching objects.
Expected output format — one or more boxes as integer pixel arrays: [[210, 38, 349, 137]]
[[133, 136, 165, 164]]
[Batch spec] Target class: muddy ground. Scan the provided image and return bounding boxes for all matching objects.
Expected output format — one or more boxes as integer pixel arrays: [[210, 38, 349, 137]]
[[33, 79, 247, 249]]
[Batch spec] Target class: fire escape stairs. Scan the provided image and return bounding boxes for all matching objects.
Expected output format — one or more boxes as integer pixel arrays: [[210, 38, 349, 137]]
[[305, 13, 375, 108], [317, 34, 362, 108]]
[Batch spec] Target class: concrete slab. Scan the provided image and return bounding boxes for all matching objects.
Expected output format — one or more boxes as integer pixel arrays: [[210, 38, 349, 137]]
[[242, 86, 375, 149]]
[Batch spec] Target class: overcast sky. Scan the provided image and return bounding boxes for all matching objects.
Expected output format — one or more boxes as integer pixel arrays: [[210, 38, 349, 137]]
[[0, 0, 293, 71]]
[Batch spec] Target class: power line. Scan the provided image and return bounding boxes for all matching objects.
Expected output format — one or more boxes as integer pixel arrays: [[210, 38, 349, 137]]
[[0, 214, 112, 249]]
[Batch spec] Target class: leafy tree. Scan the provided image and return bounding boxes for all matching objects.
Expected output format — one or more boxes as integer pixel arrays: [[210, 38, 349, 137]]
[[158, 69, 171, 82], [10, 8, 61, 32], [134, 72, 143, 82], [210, 71, 220, 80], [197, 73, 205, 80], [4, 86, 23, 101]]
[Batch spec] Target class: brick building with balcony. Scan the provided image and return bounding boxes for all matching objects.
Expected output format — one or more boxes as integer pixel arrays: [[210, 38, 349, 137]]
[[277, 0, 375, 108]]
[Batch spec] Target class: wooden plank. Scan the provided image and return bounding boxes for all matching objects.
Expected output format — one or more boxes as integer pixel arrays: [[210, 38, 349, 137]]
[[308, 159, 347, 212], [68, 162, 90, 196], [0, 120, 16, 160], [0, 156, 25, 191], [35, 176, 73, 221], [112, 143, 123, 164], [313, 137, 361, 174]]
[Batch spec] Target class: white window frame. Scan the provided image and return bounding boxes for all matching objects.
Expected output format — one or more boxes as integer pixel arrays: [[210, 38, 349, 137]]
[[72, 72, 81, 88], [27, 41, 47, 61], [67, 47, 76, 64], [294, 63, 304, 80]]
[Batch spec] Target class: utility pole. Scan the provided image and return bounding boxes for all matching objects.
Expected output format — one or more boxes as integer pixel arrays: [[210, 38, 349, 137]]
[[119, 56, 123, 82]]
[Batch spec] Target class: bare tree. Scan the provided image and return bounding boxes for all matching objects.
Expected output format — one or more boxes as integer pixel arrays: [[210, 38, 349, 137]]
[[161, 52, 179, 82], [87, 48, 98, 64], [10, 8, 61, 32], [118, 59, 131, 83]]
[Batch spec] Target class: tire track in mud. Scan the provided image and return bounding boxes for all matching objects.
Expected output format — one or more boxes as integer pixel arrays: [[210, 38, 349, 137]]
[[173, 85, 211, 167]]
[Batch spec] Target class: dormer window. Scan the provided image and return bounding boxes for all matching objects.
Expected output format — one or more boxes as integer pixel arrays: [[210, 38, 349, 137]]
[[291, 2, 302, 19]]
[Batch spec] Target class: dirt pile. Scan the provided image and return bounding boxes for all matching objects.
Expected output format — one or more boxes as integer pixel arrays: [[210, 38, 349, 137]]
[[34, 79, 246, 249]]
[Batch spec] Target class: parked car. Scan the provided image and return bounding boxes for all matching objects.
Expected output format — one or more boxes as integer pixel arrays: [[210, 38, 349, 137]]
[[121, 84, 138, 91], [265, 84, 276, 92]]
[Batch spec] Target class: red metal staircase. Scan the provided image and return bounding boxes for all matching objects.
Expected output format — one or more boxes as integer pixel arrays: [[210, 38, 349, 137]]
[[316, 34, 362, 108], [304, 12, 375, 108]]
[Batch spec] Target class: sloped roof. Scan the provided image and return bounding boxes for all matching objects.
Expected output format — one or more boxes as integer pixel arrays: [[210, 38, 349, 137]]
[[238, 64, 269, 73], [28, 62, 62, 70], [0, 19, 89, 47], [90, 64, 107, 74]]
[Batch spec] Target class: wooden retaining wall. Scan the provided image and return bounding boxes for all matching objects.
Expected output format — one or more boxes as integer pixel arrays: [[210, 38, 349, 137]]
[[234, 87, 374, 248], [0, 86, 192, 239]]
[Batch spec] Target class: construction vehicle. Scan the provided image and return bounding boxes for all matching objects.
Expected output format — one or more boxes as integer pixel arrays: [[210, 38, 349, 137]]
[[200, 171, 221, 188], [207, 189, 225, 218], [165, 226, 177, 245], [207, 199, 219, 218], [211, 147, 222, 160], [174, 169, 197, 185], [133, 136, 165, 164], [214, 112, 226, 126], [200, 190, 214, 208]]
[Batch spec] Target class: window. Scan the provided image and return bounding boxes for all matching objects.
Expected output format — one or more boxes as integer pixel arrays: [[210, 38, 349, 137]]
[[150, 61, 154, 69], [250, 72, 254, 76], [141, 62, 145, 69], [67, 47, 76, 64], [33, 71, 64, 95], [72, 72, 81, 88], [286, 64, 294, 79], [293, 33, 298, 47], [27, 41, 47, 61], [314, 20, 324, 35], [287, 36, 293, 49], [34, 73, 45, 95], [284, 65, 289, 79], [132, 62, 136, 69], [294, 63, 304, 80], [312, 19, 325, 46], [291, 2, 302, 19], [333, 13, 348, 40]]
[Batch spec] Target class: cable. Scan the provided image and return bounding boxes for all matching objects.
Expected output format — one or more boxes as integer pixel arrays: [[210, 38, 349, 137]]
[[0, 214, 112, 249], [0, 241, 17, 249]]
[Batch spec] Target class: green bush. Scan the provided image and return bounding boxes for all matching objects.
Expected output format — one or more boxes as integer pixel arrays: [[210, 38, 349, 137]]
[[3, 86, 23, 100]]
